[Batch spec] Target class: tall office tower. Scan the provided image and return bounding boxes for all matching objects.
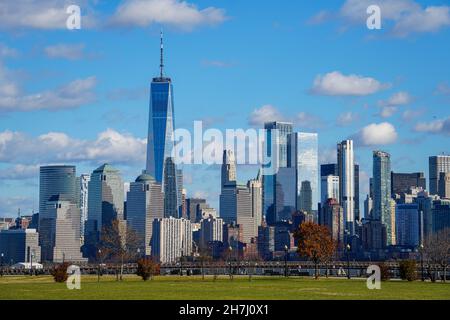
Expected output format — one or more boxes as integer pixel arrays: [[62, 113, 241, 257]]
[[257, 224, 275, 260], [373, 151, 393, 245], [199, 216, 224, 250], [396, 203, 420, 247], [364, 195, 373, 219], [320, 198, 344, 246], [39, 195, 86, 262], [432, 199, 450, 233], [79, 174, 90, 239], [39, 165, 78, 229], [221, 150, 236, 189], [127, 174, 164, 256], [391, 172, 426, 196], [321, 163, 359, 219], [321, 175, 339, 204], [180, 189, 187, 219], [337, 140, 355, 234], [389, 198, 397, 245], [220, 183, 255, 243], [247, 172, 263, 228], [298, 181, 313, 213], [438, 172, 450, 199], [151, 217, 192, 263], [146, 32, 182, 217], [292, 132, 319, 214], [84, 164, 124, 259], [186, 198, 208, 223], [414, 191, 439, 240], [263, 122, 295, 225], [429, 155, 450, 195], [354, 164, 360, 221], [163, 157, 179, 218], [0, 228, 41, 264]]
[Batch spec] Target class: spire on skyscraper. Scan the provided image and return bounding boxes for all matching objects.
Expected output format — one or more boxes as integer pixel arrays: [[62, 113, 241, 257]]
[[160, 29, 164, 78]]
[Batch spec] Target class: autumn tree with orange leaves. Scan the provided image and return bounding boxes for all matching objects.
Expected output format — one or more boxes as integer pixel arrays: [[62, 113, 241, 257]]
[[294, 222, 336, 279]]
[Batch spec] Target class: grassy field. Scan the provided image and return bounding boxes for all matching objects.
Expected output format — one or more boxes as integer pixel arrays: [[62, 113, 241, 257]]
[[0, 275, 449, 300]]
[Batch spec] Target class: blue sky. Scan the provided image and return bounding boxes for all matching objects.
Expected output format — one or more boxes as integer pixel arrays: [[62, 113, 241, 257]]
[[0, 0, 449, 217]]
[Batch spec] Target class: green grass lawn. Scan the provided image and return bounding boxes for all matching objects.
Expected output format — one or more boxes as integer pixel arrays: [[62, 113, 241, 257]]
[[0, 275, 449, 300]]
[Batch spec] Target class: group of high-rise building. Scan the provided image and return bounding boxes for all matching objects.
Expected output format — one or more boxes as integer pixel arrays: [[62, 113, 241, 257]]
[[1, 35, 449, 266]]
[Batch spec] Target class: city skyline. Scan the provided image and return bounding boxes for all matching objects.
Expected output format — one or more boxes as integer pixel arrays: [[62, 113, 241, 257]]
[[1, 0, 450, 217]]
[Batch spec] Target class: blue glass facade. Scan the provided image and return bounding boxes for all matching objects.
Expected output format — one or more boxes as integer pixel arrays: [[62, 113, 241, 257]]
[[292, 132, 319, 214], [146, 78, 175, 184]]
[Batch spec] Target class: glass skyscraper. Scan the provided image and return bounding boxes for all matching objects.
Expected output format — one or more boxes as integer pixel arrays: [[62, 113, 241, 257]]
[[337, 140, 355, 234], [146, 74, 175, 184], [292, 132, 319, 215], [262, 122, 295, 225], [146, 32, 182, 217], [373, 150, 394, 245]]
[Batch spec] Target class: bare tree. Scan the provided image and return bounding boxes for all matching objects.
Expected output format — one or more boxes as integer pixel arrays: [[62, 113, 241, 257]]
[[98, 220, 141, 281], [424, 228, 450, 282]]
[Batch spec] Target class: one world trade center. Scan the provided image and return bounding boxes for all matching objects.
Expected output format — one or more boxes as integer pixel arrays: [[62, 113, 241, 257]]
[[146, 31, 182, 218]]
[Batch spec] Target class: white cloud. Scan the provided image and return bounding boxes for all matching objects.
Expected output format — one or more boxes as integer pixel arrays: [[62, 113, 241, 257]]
[[0, 129, 146, 167], [0, 62, 96, 112], [248, 105, 285, 127], [337, 111, 359, 126], [352, 122, 398, 146], [385, 91, 412, 106], [44, 43, 86, 60], [0, 0, 95, 31], [313, 0, 450, 37], [109, 0, 227, 30], [310, 71, 388, 96], [378, 91, 412, 118], [0, 164, 39, 180], [414, 117, 450, 136]]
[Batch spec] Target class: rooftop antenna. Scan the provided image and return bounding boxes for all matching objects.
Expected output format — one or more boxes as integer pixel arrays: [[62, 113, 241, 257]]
[[160, 29, 164, 78]]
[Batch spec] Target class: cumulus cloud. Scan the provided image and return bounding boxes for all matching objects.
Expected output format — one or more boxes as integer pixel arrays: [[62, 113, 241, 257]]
[[109, 0, 227, 30], [44, 43, 86, 60], [248, 105, 285, 127], [0, 62, 96, 112], [310, 71, 388, 96], [352, 122, 398, 146], [314, 0, 450, 37], [414, 117, 450, 136], [378, 91, 412, 118], [336, 111, 360, 126], [0, 129, 146, 166], [0, 0, 95, 31]]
